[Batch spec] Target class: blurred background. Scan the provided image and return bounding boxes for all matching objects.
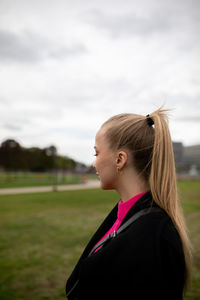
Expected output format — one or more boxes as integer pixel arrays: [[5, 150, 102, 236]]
[[0, 0, 200, 299], [0, 0, 199, 167]]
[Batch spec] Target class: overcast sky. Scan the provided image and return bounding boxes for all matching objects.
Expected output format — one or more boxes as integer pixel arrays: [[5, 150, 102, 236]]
[[0, 0, 200, 165]]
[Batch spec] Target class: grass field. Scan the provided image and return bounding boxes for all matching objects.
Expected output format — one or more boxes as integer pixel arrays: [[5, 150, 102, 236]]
[[0, 172, 81, 188], [0, 180, 200, 299], [0, 172, 98, 188]]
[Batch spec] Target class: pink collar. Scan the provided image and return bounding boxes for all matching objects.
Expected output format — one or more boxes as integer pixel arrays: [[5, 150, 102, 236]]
[[117, 192, 147, 222]]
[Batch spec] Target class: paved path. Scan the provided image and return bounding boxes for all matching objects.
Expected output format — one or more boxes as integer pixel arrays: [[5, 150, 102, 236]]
[[0, 180, 100, 195]]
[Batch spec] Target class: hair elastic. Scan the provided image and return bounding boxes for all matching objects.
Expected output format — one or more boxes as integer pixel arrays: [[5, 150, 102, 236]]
[[146, 114, 154, 126]]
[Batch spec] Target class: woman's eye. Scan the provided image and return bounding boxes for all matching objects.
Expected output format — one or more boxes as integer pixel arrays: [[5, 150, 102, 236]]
[[94, 153, 98, 156]]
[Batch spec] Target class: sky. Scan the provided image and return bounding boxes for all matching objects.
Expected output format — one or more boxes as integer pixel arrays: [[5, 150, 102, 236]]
[[0, 0, 200, 165]]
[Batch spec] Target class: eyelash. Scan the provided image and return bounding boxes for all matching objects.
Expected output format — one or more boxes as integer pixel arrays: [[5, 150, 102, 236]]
[[94, 153, 98, 156]]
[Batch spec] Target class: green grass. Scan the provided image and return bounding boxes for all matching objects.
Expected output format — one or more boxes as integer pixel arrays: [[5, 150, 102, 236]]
[[0, 181, 199, 299], [0, 172, 89, 188]]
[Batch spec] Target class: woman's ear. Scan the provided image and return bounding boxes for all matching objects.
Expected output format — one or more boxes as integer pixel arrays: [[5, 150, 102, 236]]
[[115, 151, 128, 170]]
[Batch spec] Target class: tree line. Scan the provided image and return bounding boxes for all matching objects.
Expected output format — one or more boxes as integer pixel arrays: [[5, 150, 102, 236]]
[[0, 139, 77, 172]]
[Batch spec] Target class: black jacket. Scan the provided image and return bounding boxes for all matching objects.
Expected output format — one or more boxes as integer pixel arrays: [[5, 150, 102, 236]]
[[66, 192, 185, 299]]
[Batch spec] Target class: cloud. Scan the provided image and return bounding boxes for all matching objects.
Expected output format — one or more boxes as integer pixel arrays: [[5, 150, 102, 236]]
[[3, 124, 22, 131], [85, 10, 171, 38], [0, 29, 87, 63], [84, 0, 200, 43], [177, 116, 200, 122]]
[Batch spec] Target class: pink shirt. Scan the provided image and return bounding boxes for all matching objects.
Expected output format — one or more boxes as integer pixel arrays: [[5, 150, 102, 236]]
[[95, 191, 147, 252]]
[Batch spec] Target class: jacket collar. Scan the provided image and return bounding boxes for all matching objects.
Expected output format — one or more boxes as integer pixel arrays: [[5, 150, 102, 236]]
[[120, 191, 154, 226], [66, 191, 155, 297]]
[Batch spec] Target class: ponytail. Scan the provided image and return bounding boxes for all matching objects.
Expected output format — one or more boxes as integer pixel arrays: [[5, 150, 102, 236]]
[[149, 108, 192, 290]]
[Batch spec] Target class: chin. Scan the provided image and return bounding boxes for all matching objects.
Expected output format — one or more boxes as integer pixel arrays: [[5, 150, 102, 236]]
[[100, 180, 115, 190]]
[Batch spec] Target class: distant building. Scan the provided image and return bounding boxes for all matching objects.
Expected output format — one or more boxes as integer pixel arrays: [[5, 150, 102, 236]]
[[183, 145, 200, 171], [172, 142, 184, 169], [172, 143, 200, 174], [75, 162, 87, 173]]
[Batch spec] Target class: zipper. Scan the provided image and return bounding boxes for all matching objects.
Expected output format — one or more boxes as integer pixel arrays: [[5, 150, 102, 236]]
[[112, 230, 117, 238], [66, 279, 79, 297]]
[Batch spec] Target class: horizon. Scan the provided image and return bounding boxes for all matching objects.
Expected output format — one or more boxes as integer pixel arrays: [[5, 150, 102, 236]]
[[1, 137, 199, 167]]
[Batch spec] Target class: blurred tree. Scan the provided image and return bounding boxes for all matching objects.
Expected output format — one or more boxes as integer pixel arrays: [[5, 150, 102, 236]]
[[0, 139, 79, 172], [56, 155, 76, 171], [0, 139, 23, 171]]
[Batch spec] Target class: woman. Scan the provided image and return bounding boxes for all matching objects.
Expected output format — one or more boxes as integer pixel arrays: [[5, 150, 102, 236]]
[[66, 108, 192, 300]]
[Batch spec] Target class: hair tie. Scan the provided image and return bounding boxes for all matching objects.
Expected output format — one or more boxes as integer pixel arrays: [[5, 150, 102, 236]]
[[146, 114, 154, 126]]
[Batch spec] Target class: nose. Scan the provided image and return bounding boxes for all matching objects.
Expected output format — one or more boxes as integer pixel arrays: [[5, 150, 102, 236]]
[[92, 160, 96, 169]]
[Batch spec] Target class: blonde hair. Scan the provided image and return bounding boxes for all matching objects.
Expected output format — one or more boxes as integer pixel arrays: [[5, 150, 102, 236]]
[[101, 107, 192, 290]]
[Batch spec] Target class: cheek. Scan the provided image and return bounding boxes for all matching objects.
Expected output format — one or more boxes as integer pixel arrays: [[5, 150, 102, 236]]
[[96, 158, 111, 172], [95, 156, 104, 170], [99, 163, 117, 189]]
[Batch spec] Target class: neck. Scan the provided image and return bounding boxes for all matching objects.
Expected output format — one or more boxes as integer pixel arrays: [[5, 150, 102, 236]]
[[115, 169, 149, 202]]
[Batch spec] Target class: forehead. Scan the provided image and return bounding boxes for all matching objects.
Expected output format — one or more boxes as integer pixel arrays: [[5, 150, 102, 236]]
[[95, 128, 107, 145]]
